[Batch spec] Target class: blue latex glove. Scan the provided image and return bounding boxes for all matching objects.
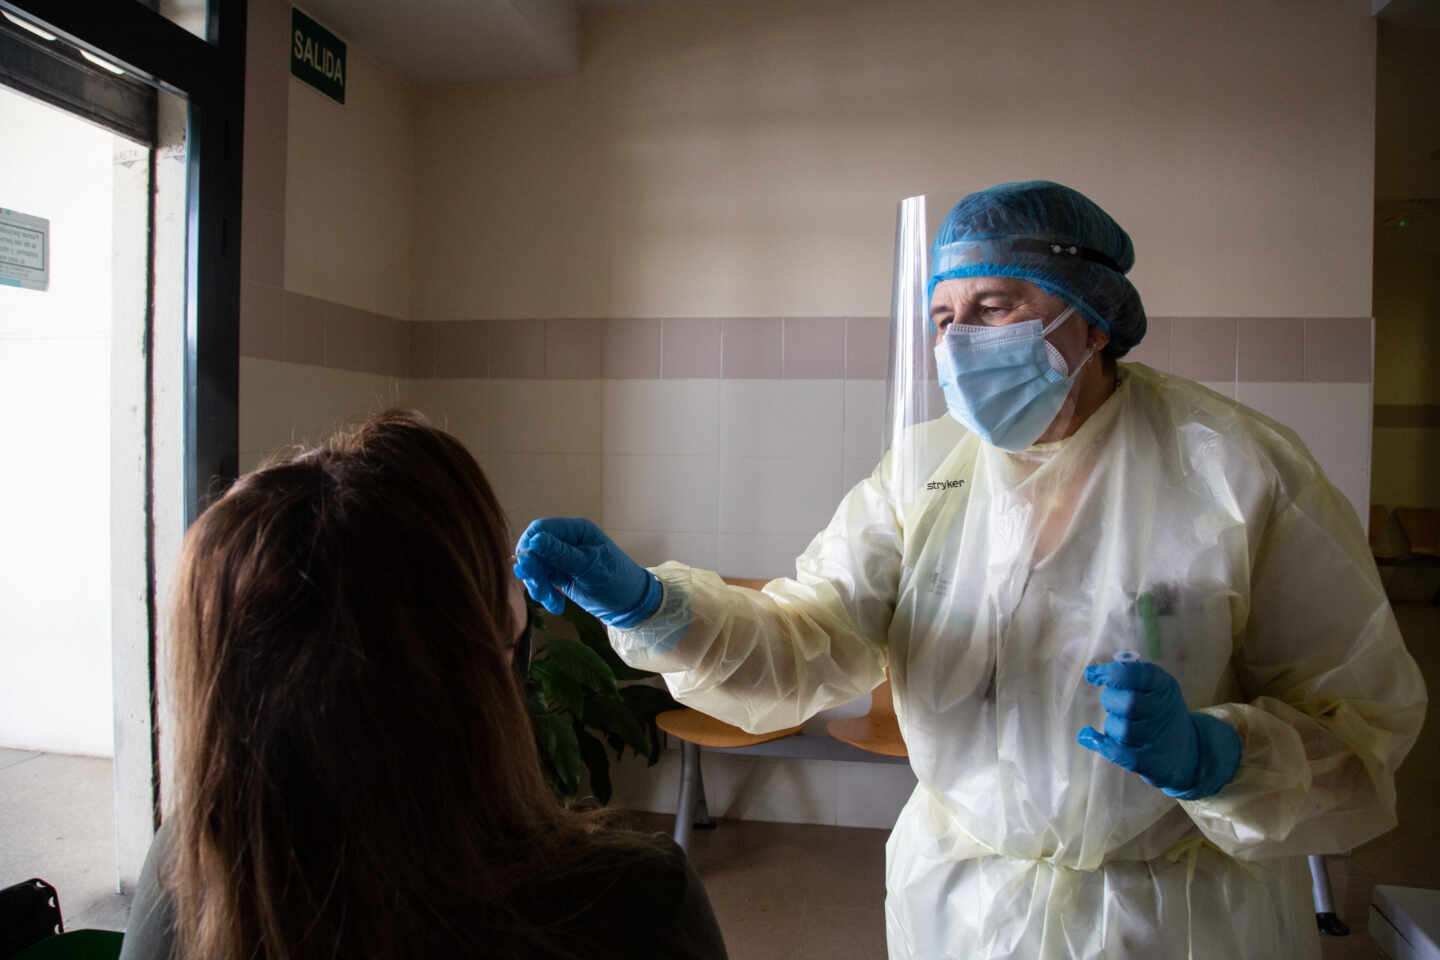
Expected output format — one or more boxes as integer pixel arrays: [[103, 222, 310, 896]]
[[1077, 661, 1242, 800], [513, 517, 662, 629]]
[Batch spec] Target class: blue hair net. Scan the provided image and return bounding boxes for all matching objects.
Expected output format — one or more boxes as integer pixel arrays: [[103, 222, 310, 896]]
[[928, 181, 1147, 356]]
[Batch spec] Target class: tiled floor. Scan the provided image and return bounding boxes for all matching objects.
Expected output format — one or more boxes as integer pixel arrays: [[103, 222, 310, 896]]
[[627, 811, 891, 960], [0, 748, 131, 931], [3, 604, 1435, 959]]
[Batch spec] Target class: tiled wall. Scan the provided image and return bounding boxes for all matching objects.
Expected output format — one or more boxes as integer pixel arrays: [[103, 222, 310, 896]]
[[243, 306, 1377, 585], [239, 306, 920, 826], [238, 358, 403, 474], [243, 307, 1375, 828], [245, 309, 1378, 575], [236, 0, 1381, 829], [1126, 316, 1374, 520], [397, 313, 1378, 538], [608, 752, 918, 832], [1126, 316, 1373, 385], [407, 316, 890, 381], [400, 316, 889, 575], [240, 291, 408, 377], [238, 323, 1379, 830]]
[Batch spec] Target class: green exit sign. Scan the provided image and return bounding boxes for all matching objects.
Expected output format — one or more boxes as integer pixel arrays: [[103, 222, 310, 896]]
[[291, 7, 345, 104]]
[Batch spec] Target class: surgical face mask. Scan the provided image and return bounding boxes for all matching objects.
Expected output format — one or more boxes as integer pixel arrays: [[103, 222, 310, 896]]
[[933, 305, 1093, 451]]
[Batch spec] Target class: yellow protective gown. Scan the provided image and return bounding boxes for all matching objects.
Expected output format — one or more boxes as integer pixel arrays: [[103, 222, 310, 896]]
[[609, 363, 1426, 960]]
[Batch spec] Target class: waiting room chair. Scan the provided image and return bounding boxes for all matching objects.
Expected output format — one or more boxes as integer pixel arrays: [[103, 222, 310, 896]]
[[654, 577, 803, 851], [1372, 505, 1440, 604], [826, 670, 906, 759]]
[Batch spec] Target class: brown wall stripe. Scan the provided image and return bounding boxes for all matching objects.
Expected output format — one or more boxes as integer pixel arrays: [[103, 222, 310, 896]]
[[240, 304, 1377, 385]]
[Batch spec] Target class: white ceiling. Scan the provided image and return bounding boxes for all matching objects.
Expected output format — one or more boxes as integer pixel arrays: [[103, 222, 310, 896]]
[[294, 0, 649, 88]]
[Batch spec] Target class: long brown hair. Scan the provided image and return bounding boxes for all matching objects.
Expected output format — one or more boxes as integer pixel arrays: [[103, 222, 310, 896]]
[[168, 411, 632, 959]]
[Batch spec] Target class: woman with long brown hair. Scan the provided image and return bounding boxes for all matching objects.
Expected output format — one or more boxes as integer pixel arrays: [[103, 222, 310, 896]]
[[119, 411, 727, 960]]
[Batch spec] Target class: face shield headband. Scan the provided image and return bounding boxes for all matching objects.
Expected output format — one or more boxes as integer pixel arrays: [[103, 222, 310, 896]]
[[926, 237, 1122, 338]]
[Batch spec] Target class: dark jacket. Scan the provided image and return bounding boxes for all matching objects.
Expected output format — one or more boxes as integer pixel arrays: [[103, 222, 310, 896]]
[[118, 821, 728, 960]]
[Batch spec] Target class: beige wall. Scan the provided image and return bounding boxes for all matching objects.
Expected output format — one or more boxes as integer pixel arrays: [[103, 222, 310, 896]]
[[286, 46, 416, 321], [240, 0, 411, 472], [1371, 20, 1440, 509], [412, 0, 1376, 323]]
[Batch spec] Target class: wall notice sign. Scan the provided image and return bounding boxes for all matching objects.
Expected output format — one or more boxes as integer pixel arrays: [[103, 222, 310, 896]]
[[0, 208, 49, 291], [291, 7, 345, 104]]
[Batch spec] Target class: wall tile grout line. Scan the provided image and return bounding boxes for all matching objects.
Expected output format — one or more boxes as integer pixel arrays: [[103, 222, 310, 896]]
[[714, 368, 723, 561], [839, 321, 848, 510], [242, 307, 1373, 386], [1305, 317, 1316, 384], [1233, 318, 1240, 387]]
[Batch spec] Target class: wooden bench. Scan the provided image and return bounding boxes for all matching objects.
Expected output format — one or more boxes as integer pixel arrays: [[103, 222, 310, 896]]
[[1395, 507, 1440, 558], [1371, 506, 1440, 604], [655, 576, 907, 850], [827, 672, 906, 759]]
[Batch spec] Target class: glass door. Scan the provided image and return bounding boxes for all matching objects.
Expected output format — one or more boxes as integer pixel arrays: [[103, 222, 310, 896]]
[[0, 0, 243, 921]]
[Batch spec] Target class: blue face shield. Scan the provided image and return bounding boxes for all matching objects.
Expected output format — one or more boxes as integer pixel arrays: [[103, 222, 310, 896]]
[[933, 305, 1093, 451]]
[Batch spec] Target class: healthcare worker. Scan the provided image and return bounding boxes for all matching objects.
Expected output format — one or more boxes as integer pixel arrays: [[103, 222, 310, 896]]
[[515, 181, 1427, 959]]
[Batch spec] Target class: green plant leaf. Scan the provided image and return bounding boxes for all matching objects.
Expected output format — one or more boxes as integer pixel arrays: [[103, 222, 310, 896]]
[[530, 659, 586, 719], [540, 632, 620, 697], [563, 604, 654, 682], [576, 728, 613, 806], [523, 599, 680, 801], [532, 709, 582, 798], [583, 694, 651, 760]]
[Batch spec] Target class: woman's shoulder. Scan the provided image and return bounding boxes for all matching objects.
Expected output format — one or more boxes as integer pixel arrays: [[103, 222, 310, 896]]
[[532, 829, 727, 960], [537, 829, 691, 917], [116, 821, 178, 960]]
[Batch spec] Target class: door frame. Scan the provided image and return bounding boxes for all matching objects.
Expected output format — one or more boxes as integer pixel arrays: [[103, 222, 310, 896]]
[[0, 0, 245, 887]]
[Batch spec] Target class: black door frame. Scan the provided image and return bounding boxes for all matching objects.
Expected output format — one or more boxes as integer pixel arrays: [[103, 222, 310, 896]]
[[1, 0, 245, 527], [0, 0, 245, 842]]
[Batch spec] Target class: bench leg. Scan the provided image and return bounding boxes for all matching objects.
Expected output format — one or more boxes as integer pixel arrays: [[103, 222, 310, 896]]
[[674, 740, 700, 852], [694, 754, 714, 829], [1309, 854, 1350, 936]]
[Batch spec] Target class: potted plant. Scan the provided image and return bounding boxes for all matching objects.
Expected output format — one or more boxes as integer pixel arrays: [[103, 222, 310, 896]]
[[523, 598, 678, 804]]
